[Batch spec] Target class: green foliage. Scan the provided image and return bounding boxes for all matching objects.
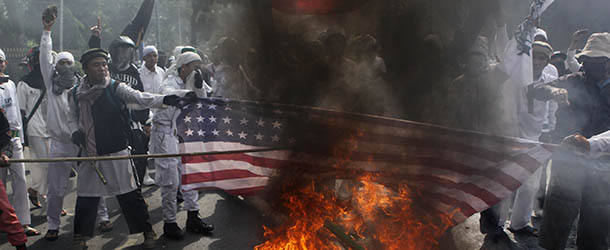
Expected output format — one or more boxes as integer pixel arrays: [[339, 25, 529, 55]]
[[0, 0, 191, 54]]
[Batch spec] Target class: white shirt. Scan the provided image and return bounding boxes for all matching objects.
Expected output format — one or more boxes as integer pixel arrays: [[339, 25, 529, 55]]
[[152, 74, 207, 131], [0, 79, 23, 134], [138, 64, 165, 94], [567, 49, 582, 73], [40, 30, 75, 143], [17, 81, 49, 138], [517, 72, 557, 141]]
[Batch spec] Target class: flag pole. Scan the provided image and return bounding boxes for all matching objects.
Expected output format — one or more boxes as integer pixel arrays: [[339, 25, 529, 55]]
[[9, 147, 290, 164]]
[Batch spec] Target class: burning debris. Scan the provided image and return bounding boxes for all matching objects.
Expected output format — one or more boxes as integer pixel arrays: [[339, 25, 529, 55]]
[[255, 173, 455, 250]]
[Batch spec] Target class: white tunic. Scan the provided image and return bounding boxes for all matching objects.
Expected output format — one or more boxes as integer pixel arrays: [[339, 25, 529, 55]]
[[151, 74, 207, 186], [0, 79, 23, 137], [68, 80, 167, 196], [17, 81, 48, 138], [516, 72, 557, 141], [40, 30, 74, 144]]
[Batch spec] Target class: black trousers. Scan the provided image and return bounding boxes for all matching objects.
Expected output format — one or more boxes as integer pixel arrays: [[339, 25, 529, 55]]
[[539, 151, 610, 250], [74, 189, 152, 237]]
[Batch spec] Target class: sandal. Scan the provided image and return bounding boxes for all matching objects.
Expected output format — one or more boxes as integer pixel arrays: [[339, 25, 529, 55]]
[[61, 209, 67, 217], [44, 229, 59, 241], [508, 225, 540, 237], [27, 188, 42, 209], [23, 225, 41, 236]]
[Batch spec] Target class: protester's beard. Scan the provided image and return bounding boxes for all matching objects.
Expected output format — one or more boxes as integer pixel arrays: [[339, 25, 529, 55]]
[[583, 61, 609, 82], [52, 64, 77, 95]]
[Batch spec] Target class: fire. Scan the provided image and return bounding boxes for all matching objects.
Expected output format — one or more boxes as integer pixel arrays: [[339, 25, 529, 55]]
[[255, 174, 455, 250]]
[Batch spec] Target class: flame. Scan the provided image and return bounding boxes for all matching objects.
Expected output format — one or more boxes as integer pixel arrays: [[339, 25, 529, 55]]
[[255, 174, 454, 250], [256, 131, 454, 249]]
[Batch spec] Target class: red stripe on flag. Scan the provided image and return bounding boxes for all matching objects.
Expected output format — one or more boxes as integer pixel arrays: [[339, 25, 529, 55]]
[[182, 185, 267, 196], [182, 170, 264, 184]]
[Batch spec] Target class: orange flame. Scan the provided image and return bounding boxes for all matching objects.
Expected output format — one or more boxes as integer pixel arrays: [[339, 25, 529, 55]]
[[255, 174, 454, 250], [256, 132, 454, 249]]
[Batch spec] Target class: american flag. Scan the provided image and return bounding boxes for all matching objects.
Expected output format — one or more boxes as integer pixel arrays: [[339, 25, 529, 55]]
[[177, 98, 555, 224]]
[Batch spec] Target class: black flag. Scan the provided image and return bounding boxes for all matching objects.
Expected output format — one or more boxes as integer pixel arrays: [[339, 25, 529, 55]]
[[121, 0, 155, 47]]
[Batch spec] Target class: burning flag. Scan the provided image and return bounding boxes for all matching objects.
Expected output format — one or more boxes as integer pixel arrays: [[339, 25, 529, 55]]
[[177, 98, 554, 249]]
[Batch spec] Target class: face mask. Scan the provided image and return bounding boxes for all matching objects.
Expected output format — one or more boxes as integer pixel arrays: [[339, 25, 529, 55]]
[[111, 47, 134, 72], [52, 64, 77, 95], [583, 61, 608, 81]]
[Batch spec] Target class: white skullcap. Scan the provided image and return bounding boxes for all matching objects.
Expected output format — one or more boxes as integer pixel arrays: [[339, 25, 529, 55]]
[[142, 45, 158, 57], [0, 49, 5, 61], [535, 28, 548, 41], [55, 51, 74, 64], [173, 46, 185, 57], [176, 52, 201, 68], [164, 52, 201, 79]]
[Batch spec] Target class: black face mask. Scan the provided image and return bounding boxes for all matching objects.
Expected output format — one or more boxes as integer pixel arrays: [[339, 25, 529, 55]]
[[583, 61, 608, 81]]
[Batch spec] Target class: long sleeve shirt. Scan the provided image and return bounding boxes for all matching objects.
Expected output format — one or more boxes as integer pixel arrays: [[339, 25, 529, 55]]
[[138, 64, 165, 95], [40, 30, 76, 143], [567, 49, 582, 74], [152, 74, 207, 132], [0, 79, 23, 138]]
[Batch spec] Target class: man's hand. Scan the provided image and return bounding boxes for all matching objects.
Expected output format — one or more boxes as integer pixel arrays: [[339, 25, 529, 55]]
[[561, 133, 590, 154], [163, 95, 181, 107], [42, 6, 57, 31], [0, 154, 10, 168], [90, 17, 102, 37], [569, 29, 588, 50], [194, 69, 204, 89], [71, 131, 86, 147], [551, 88, 570, 105]]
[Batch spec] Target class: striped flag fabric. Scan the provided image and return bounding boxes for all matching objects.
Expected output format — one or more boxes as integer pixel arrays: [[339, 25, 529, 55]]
[[177, 98, 555, 223]]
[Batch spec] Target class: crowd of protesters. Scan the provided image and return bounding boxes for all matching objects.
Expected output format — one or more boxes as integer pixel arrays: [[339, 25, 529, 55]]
[[0, 3, 609, 250]]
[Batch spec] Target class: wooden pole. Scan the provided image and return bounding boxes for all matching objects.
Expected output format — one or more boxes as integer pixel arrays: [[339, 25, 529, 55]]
[[9, 147, 289, 164]]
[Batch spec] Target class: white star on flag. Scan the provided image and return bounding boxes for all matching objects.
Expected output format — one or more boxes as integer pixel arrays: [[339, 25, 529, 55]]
[[197, 130, 205, 136], [222, 117, 232, 124], [273, 109, 283, 115], [185, 129, 194, 136], [208, 104, 217, 110], [209, 116, 217, 123], [212, 129, 220, 136], [239, 118, 249, 125], [196, 103, 203, 109], [183, 116, 192, 123], [238, 131, 247, 139], [256, 118, 265, 127], [272, 121, 282, 129], [271, 135, 280, 142], [225, 105, 232, 111], [255, 133, 264, 140], [196, 116, 205, 123], [226, 130, 234, 136]]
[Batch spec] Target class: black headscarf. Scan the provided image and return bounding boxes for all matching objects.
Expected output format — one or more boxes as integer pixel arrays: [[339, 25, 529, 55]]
[[19, 64, 45, 90]]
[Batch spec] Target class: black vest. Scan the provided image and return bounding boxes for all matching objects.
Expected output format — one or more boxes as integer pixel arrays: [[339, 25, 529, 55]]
[[91, 83, 131, 155]]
